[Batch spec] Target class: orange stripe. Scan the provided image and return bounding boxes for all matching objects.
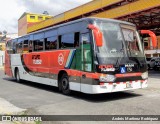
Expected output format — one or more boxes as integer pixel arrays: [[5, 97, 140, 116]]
[[116, 73, 142, 78]]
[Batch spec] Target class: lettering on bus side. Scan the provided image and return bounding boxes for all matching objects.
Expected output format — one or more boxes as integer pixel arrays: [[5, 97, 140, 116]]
[[32, 55, 42, 65]]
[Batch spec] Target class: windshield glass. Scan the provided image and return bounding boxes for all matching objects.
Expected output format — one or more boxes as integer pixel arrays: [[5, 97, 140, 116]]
[[95, 22, 144, 57], [121, 24, 143, 57], [96, 22, 124, 57]]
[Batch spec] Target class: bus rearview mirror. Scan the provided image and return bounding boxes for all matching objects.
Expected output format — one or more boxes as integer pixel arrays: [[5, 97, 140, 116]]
[[140, 30, 157, 48], [88, 24, 103, 47]]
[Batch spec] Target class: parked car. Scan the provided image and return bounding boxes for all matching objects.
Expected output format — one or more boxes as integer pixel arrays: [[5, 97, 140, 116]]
[[146, 57, 159, 70], [154, 58, 160, 71]]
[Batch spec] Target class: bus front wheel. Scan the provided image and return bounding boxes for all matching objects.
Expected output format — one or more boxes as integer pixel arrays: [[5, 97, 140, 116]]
[[15, 68, 21, 83], [59, 73, 71, 95]]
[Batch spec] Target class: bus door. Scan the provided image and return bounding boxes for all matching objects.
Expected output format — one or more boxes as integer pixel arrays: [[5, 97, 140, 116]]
[[80, 33, 93, 85]]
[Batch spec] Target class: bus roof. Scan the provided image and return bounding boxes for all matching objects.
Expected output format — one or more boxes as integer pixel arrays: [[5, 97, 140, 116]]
[[14, 17, 135, 41]]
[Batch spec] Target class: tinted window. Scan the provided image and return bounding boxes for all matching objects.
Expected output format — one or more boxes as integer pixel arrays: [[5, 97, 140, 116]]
[[33, 39, 44, 51], [30, 16, 35, 19], [45, 37, 57, 50], [61, 34, 74, 48], [17, 40, 23, 53], [38, 16, 43, 20], [12, 41, 17, 54], [23, 40, 29, 53], [29, 40, 33, 52]]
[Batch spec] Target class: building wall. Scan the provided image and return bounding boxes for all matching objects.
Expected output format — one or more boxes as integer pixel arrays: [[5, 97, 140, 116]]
[[18, 15, 27, 36], [144, 36, 160, 50], [18, 13, 52, 36], [144, 36, 160, 58], [157, 36, 160, 49]]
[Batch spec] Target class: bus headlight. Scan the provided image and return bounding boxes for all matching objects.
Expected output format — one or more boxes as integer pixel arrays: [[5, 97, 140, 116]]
[[99, 75, 116, 82], [141, 72, 148, 79]]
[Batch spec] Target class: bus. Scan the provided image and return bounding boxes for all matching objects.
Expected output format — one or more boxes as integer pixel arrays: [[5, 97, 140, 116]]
[[5, 17, 157, 94]]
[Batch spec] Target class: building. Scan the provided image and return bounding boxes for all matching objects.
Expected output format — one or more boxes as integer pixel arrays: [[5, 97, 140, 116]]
[[144, 36, 160, 57], [18, 12, 53, 36], [18, 0, 160, 57]]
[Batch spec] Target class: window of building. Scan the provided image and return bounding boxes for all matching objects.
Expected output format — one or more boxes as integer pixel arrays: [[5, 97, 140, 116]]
[[45, 17, 50, 20], [30, 16, 35, 19], [38, 16, 43, 20], [45, 36, 57, 50]]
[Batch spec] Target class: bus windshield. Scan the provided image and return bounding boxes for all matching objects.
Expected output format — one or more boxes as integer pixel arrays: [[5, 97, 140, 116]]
[[95, 22, 144, 58]]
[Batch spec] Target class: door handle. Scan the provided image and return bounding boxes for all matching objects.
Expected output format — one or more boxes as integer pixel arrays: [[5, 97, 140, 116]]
[[82, 74, 86, 78]]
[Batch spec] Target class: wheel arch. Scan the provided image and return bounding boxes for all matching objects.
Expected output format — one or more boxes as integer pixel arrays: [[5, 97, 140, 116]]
[[58, 70, 68, 81]]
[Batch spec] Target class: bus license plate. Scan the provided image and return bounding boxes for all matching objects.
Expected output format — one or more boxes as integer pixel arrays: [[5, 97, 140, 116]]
[[126, 82, 132, 88]]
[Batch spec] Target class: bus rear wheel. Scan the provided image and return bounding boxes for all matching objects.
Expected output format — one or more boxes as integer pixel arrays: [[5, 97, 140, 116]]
[[59, 73, 71, 95], [15, 69, 21, 83]]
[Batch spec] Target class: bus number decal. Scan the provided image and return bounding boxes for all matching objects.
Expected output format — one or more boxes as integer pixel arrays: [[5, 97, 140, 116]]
[[32, 55, 42, 65]]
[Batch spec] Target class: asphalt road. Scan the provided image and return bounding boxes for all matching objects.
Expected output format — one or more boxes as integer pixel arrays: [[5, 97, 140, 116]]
[[0, 70, 160, 122]]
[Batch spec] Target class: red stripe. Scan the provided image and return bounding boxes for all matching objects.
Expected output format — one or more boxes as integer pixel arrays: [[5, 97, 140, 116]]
[[116, 73, 142, 78]]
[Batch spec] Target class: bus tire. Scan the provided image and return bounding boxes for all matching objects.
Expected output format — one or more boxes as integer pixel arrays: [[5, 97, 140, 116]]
[[59, 73, 71, 95], [15, 68, 21, 83]]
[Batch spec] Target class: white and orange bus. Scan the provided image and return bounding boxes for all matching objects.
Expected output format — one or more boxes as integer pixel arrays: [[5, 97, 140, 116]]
[[5, 18, 157, 94]]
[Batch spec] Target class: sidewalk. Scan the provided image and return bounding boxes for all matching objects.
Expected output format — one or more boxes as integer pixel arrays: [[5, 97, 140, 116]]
[[0, 97, 35, 124], [0, 97, 26, 115]]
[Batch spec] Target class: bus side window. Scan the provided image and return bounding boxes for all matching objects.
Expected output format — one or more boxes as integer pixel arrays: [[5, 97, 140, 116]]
[[17, 41, 23, 53], [60, 33, 75, 48], [33, 40, 38, 51], [38, 39, 44, 51], [33, 39, 44, 51], [45, 37, 57, 50], [23, 40, 29, 53], [12, 42, 16, 54], [29, 40, 33, 52]]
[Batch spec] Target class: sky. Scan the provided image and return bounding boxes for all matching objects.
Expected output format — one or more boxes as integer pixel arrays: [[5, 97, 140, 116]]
[[0, 0, 92, 34]]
